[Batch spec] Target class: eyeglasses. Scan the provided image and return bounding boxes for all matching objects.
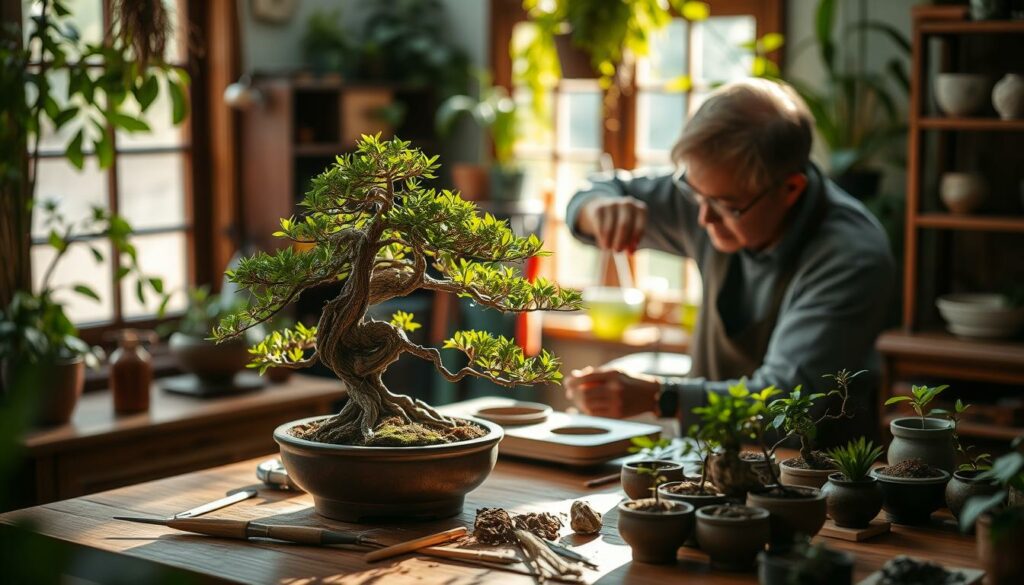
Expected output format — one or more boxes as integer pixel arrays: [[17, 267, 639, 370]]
[[673, 170, 787, 219]]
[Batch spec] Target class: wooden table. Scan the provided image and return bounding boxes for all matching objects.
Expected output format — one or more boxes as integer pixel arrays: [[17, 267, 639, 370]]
[[17, 374, 346, 507], [0, 453, 982, 584]]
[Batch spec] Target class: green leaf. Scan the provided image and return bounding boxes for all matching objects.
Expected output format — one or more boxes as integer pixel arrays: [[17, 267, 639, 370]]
[[72, 284, 100, 302], [107, 111, 150, 132], [681, 1, 710, 21], [664, 75, 692, 92], [95, 132, 114, 168], [65, 129, 85, 169], [815, 0, 837, 75], [168, 78, 187, 124], [136, 279, 146, 304], [757, 33, 785, 53], [48, 230, 67, 252], [959, 491, 1006, 533], [136, 75, 159, 111], [88, 246, 103, 262], [884, 396, 911, 405], [52, 107, 78, 129], [148, 277, 164, 294], [116, 266, 131, 280]]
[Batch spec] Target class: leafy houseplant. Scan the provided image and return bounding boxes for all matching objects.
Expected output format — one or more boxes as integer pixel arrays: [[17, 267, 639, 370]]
[[302, 8, 356, 77], [820, 437, 885, 528], [167, 287, 253, 388], [884, 383, 956, 471], [617, 467, 696, 564], [213, 136, 580, 521]]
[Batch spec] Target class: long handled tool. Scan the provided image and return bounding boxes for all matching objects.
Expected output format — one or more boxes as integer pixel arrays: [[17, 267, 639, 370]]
[[114, 516, 382, 547]]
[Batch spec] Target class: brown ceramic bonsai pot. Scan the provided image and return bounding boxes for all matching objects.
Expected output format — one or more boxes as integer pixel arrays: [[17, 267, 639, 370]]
[[871, 466, 950, 525], [746, 485, 827, 545], [616, 499, 694, 564], [695, 504, 771, 570], [977, 512, 1024, 585], [821, 473, 884, 528], [169, 332, 251, 384], [621, 460, 685, 500], [708, 451, 768, 498], [658, 481, 729, 547], [275, 415, 502, 522], [779, 457, 837, 489], [887, 417, 956, 472], [946, 469, 1000, 522]]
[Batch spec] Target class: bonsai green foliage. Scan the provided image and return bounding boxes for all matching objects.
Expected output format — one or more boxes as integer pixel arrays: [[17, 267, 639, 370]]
[[628, 436, 675, 460], [765, 369, 862, 470], [635, 465, 669, 503], [436, 73, 518, 168], [884, 383, 949, 428], [827, 437, 883, 482], [213, 136, 581, 445], [959, 436, 1024, 539], [693, 381, 779, 455]]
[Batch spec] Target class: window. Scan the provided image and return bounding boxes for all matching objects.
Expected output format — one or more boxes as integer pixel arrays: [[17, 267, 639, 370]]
[[492, 0, 783, 315], [25, 0, 193, 329]]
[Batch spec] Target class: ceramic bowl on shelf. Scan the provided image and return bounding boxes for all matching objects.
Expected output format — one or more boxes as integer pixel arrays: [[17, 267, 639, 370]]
[[582, 286, 646, 341], [936, 293, 1024, 339], [935, 73, 991, 117], [939, 172, 987, 214]]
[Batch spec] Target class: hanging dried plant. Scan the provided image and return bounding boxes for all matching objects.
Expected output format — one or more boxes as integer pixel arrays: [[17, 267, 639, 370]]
[[110, 0, 171, 67]]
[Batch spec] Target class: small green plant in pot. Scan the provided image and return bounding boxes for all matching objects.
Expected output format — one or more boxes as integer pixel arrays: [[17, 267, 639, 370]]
[[658, 432, 727, 547], [617, 466, 695, 564], [167, 287, 252, 388], [821, 437, 884, 528], [620, 439, 685, 500], [884, 384, 956, 472], [870, 458, 950, 526], [945, 402, 997, 522]]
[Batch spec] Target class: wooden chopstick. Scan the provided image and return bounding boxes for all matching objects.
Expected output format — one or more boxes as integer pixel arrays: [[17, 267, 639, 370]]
[[419, 546, 518, 564], [364, 527, 468, 562]]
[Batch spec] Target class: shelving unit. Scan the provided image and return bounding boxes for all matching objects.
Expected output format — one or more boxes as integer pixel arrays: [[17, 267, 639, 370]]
[[877, 6, 1024, 445]]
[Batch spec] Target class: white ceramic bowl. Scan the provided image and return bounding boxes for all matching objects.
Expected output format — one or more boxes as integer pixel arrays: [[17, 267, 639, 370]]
[[936, 294, 1024, 339], [939, 172, 987, 214], [935, 74, 990, 117], [582, 286, 646, 340]]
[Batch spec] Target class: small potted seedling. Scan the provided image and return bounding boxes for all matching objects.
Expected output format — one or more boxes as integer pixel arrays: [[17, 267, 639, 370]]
[[820, 437, 885, 528], [772, 370, 862, 489], [695, 504, 771, 570], [617, 466, 695, 564], [658, 431, 728, 547], [959, 438, 1024, 585], [944, 400, 998, 522], [621, 436, 685, 500], [884, 383, 955, 471], [871, 458, 950, 525]]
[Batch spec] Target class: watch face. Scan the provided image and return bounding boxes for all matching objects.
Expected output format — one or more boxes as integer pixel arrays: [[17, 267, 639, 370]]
[[251, 0, 298, 24]]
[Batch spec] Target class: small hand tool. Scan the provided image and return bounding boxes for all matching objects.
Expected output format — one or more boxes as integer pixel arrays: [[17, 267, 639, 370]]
[[113, 516, 383, 547], [172, 489, 258, 519], [364, 527, 468, 562], [544, 539, 599, 570]]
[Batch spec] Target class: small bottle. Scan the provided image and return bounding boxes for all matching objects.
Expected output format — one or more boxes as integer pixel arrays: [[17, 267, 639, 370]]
[[110, 329, 154, 414]]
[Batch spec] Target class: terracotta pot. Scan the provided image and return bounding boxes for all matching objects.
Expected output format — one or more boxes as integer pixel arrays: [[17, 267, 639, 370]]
[[33, 357, 85, 426], [451, 163, 489, 201], [276, 415, 502, 522], [708, 451, 766, 498], [658, 481, 728, 546], [978, 513, 1024, 585], [616, 499, 694, 564], [946, 469, 1000, 522], [779, 457, 837, 489], [821, 473, 884, 529], [553, 33, 600, 79], [758, 548, 854, 585], [747, 486, 827, 545], [887, 417, 956, 472], [993, 73, 1024, 120], [871, 467, 950, 525], [695, 505, 771, 570], [169, 332, 251, 385], [621, 460, 685, 500]]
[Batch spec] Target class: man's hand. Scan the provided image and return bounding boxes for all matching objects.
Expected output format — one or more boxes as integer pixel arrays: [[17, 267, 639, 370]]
[[564, 366, 660, 418], [577, 197, 648, 252]]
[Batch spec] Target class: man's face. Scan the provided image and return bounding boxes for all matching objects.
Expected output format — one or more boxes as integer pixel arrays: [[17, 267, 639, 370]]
[[684, 158, 807, 253]]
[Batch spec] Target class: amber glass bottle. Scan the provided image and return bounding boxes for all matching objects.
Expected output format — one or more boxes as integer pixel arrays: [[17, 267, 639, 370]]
[[110, 329, 154, 414]]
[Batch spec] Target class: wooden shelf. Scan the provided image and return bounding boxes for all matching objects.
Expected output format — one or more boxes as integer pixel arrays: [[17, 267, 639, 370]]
[[921, 19, 1024, 35], [915, 213, 1024, 232], [877, 330, 1024, 387], [918, 117, 1024, 131], [293, 143, 348, 157]]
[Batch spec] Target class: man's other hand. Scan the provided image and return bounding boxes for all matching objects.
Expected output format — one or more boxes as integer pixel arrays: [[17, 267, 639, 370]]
[[577, 197, 648, 252], [564, 366, 660, 418]]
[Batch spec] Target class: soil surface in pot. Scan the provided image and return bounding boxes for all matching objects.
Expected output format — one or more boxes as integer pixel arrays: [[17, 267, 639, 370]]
[[664, 481, 723, 496], [784, 452, 836, 470], [754, 486, 820, 498], [291, 415, 486, 447], [741, 452, 770, 462], [877, 459, 944, 479], [705, 505, 762, 519], [625, 499, 678, 513]]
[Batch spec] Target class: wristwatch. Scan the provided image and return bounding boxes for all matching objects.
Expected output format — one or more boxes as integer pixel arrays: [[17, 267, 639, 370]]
[[656, 382, 679, 418]]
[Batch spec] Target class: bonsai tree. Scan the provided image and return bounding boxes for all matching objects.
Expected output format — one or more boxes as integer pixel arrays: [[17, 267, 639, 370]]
[[213, 136, 581, 446]]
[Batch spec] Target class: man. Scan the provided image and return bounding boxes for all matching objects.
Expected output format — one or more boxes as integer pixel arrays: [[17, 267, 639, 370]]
[[564, 78, 894, 441]]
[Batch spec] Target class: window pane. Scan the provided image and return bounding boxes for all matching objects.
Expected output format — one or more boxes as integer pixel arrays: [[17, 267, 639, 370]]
[[518, 158, 554, 204], [32, 156, 109, 239], [116, 84, 186, 149], [164, 0, 185, 63], [32, 240, 114, 324], [120, 232, 188, 318], [637, 92, 685, 154], [693, 16, 756, 83], [635, 249, 686, 291], [559, 88, 602, 152], [117, 152, 186, 230], [638, 18, 688, 85], [552, 225, 599, 288], [513, 87, 553, 151], [23, 0, 104, 62], [555, 160, 600, 220]]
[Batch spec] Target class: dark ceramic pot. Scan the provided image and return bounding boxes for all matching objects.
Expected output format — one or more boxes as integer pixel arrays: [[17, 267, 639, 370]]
[[821, 473, 884, 529], [4, 356, 86, 426], [779, 457, 837, 489], [871, 467, 950, 525], [621, 460, 685, 500], [275, 415, 503, 522], [658, 481, 728, 546], [887, 417, 956, 472], [616, 499, 694, 564], [696, 505, 771, 570], [169, 332, 251, 384], [708, 451, 766, 498], [747, 486, 827, 545], [758, 548, 854, 585], [978, 513, 1024, 585], [946, 469, 1000, 522]]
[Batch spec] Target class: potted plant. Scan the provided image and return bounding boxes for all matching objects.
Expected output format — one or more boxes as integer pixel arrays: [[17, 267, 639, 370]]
[[168, 287, 254, 389], [301, 8, 356, 77], [617, 466, 695, 564], [945, 401, 998, 522], [621, 459, 685, 501], [213, 136, 580, 521], [871, 458, 950, 525], [758, 542, 854, 585], [771, 370, 861, 488], [658, 431, 727, 507], [435, 73, 522, 201], [959, 437, 1024, 585], [820, 437, 885, 528], [695, 504, 771, 570], [884, 383, 956, 472]]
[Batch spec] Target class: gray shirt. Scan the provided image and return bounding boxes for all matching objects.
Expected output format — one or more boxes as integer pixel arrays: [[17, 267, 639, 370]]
[[566, 163, 896, 438]]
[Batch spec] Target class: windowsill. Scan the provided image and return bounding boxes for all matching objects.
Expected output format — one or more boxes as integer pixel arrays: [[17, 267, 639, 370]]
[[542, 312, 691, 354]]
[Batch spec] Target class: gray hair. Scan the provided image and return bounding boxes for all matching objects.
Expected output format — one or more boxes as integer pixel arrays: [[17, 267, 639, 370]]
[[671, 78, 813, 192]]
